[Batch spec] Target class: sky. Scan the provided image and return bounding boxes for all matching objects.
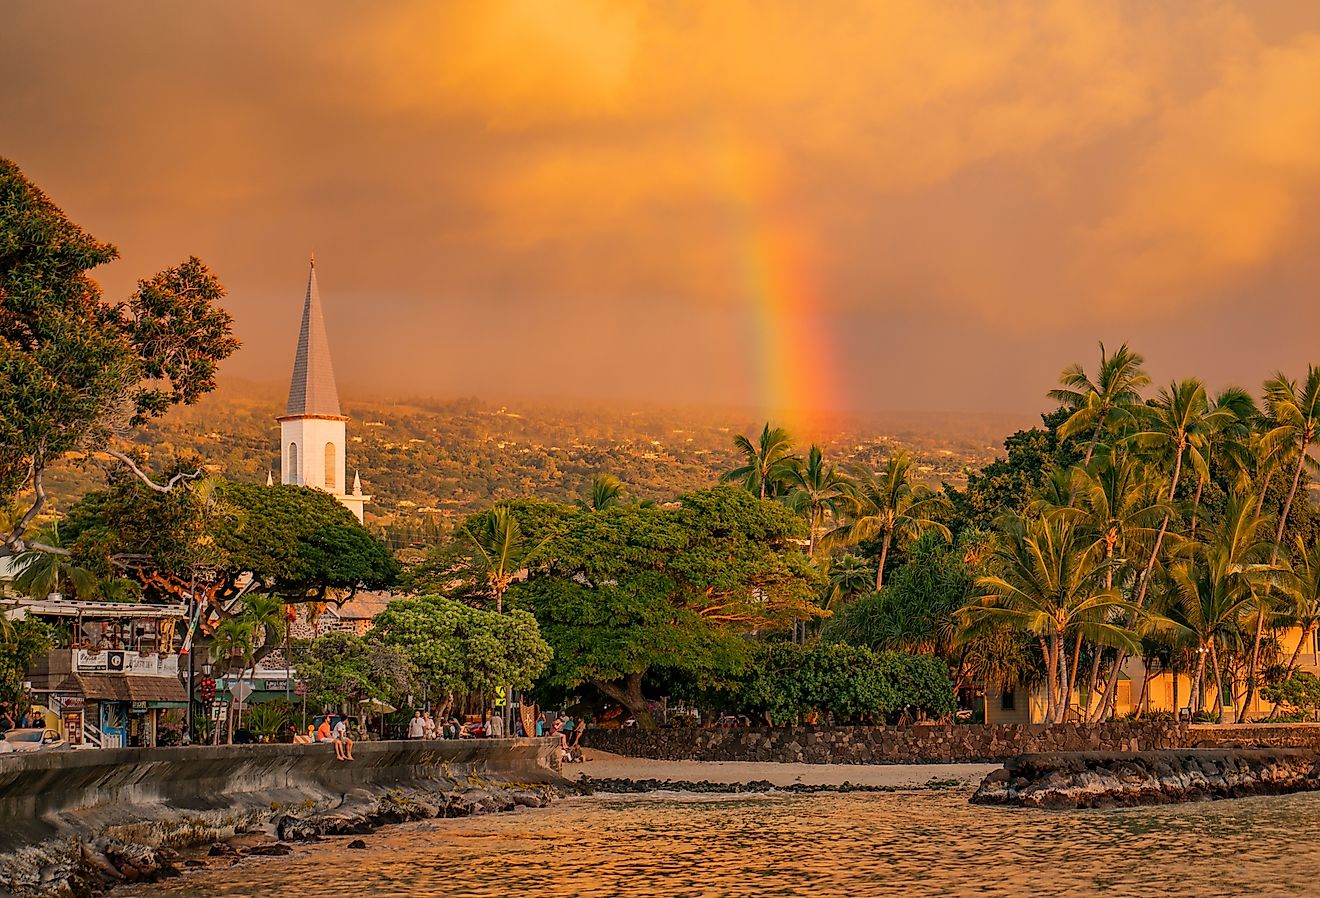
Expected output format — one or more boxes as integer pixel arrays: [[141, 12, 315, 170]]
[[3, 1, 1320, 429]]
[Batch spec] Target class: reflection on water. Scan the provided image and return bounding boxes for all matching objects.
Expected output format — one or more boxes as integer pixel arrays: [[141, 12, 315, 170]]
[[130, 790, 1320, 898]]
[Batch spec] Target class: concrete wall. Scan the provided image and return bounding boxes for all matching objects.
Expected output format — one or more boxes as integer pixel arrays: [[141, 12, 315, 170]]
[[0, 738, 560, 852], [584, 723, 1320, 765]]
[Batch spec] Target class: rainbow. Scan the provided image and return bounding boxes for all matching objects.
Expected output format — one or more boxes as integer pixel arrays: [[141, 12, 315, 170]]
[[716, 135, 843, 437]]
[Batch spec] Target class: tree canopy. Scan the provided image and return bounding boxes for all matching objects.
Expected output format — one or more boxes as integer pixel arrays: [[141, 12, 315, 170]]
[[507, 485, 822, 725], [0, 157, 238, 555]]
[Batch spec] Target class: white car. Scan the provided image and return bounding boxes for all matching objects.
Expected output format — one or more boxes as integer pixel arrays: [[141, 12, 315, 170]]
[[1, 728, 67, 752]]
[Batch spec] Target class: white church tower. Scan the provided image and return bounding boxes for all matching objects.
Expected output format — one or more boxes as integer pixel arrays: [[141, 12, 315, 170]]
[[277, 257, 369, 522]]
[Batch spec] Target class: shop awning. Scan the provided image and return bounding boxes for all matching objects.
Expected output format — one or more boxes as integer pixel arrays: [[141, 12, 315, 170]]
[[53, 674, 188, 704]]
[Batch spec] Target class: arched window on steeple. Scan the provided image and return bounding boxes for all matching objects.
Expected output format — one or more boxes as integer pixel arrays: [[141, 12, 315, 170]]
[[324, 442, 336, 491], [288, 443, 299, 483]]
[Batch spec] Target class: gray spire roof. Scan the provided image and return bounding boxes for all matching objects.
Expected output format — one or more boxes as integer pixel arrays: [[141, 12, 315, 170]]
[[285, 257, 343, 417]]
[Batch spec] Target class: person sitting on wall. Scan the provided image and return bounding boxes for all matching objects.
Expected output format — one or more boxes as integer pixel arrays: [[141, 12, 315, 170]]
[[332, 715, 354, 762]]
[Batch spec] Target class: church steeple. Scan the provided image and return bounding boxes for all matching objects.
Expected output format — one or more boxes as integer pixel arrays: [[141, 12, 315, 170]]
[[276, 257, 369, 523], [285, 255, 342, 418]]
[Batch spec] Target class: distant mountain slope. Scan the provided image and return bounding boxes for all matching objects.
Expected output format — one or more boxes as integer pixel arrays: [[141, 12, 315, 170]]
[[39, 379, 1031, 527]]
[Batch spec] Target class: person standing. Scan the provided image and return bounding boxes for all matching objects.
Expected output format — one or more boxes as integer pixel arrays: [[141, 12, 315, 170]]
[[422, 711, 436, 739], [486, 709, 504, 738], [407, 711, 425, 740]]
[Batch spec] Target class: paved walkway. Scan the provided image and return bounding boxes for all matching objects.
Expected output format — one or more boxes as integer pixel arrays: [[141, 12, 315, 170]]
[[575, 749, 996, 788]]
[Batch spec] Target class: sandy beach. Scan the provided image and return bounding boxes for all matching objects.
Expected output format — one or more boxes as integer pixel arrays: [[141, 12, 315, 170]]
[[575, 749, 997, 789]]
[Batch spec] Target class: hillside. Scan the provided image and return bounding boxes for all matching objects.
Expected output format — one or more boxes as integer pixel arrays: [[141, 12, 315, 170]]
[[38, 380, 1032, 534]]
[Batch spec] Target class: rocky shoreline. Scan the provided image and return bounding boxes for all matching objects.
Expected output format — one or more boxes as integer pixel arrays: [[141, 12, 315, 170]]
[[971, 749, 1320, 809], [575, 775, 964, 794], [1, 778, 565, 898]]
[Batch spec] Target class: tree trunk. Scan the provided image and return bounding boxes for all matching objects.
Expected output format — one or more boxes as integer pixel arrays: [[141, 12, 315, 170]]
[[1094, 518, 1170, 722], [591, 673, 655, 729], [1189, 477, 1205, 539], [875, 532, 892, 591], [1065, 633, 1084, 721], [1210, 641, 1227, 725], [1055, 632, 1071, 724], [1041, 637, 1057, 723], [1083, 651, 1103, 719], [1243, 442, 1310, 720], [1189, 646, 1207, 720], [1133, 660, 1153, 721]]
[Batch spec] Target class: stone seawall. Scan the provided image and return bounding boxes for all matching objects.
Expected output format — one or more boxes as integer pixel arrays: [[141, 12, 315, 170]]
[[584, 723, 1320, 765], [971, 749, 1320, 808], [0, 738, 563, 897]]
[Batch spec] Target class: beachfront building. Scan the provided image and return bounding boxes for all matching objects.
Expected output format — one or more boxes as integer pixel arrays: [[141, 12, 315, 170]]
[[278, 257, 370, 523], [14, 597, 190, 747], [982, 630, 1320, 724]]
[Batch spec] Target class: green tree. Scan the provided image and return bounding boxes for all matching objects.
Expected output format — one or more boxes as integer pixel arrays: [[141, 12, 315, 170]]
[[829, 450, 951, 590], [64, 479, 398, 611], [723, 423, 796, 500], [1169, 495, 1275, 721], [783, 444, 851, 557], [0, 618, 54, 712], [294, 631, 415, 712], [580, 473, 627, 511], [371, 594, 551, 717], [963, 515, 1140, 723], [1, 158, 238, 556], [1048, 341, 1150, 466], [513, 486, 821, 727], [821, 553, 875, 610]]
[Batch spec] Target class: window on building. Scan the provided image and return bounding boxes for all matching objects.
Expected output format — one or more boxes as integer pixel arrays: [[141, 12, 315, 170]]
[[1001, 689, 1016, 711], [288, 442, 298, 482], [324, 442, 336, 491]]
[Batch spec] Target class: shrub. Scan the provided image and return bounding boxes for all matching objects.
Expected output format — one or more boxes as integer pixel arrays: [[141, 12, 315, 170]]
[[730, 643, 954, 725]]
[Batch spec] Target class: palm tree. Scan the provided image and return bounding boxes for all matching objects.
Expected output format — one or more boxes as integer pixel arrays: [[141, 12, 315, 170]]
[[1070, 451, 1170, 719], [10, 523, 99, 600], [1268, 537, 1320, 718], [822, 553, 875, 610], [828, 450, 950, 590], [1262, 367, 1320, 548], [723, 423, 796, 500], [460, 504, 549, 613], [783, 445, 852, 557], [1049, 342, 1150, 466], [963, 515, 1140, 723], [1169, 495, 1275, 722], [1239, 368, 1320, 717], [582, 473, 626, 511]]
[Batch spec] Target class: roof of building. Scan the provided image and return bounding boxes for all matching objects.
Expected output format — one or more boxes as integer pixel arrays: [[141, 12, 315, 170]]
[[54, 673, 188, 703], [333, 590, 397, 620], [285, 257, 342, 418]]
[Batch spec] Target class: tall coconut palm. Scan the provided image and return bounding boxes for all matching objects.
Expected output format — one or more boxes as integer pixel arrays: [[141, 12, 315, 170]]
[[1169, 495, 1275, 722], [1070, 451, 1170, 719], [1266, 538, 1320, 719], [723, 423, 796, 500], [828, 451, 950, 590], [582, 473, 626, 511], [783, 445, 852, 557], [1189, 387, 1257, 537], [1049, 342, 1151, 466], [963, 515, 1140, 723], [1240, 367, 1320, 718]]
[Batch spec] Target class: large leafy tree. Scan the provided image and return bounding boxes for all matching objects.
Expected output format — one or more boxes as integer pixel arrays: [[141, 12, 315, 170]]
[[63, 479, 398, 609], [0, 158, 238, 555], [293, 631, 416, 713], [511, 486, 822, 727], [371, 595, 551, 716]]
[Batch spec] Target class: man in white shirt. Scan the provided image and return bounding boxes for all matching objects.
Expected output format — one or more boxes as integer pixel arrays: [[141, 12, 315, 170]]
[[333, 716, 354, 761], [407, 711, 425, 739], [487, 710, 503, 738]]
